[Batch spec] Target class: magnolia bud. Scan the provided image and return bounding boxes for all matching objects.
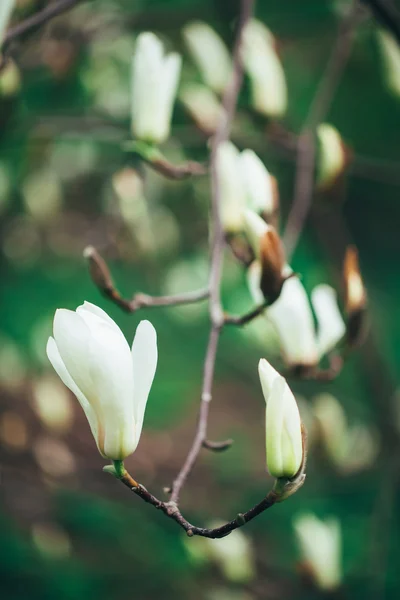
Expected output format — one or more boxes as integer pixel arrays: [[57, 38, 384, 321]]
[[294, 514, 342, 591], [83, 246, 113, 294], [243, 210, 286, 303], [316, 124, 348, 191], [216, 141, 246, 234], [47, 302, 158, 460], [131, 32, 182, 144], [377, 29, 400, 98], [310, 285, 345, 358], [183, 22, 232, 94], [239, 149, 278, 220], [180, 83, 225, 135], [259, 359, 303, 479], [343, 245, 367, 347], [242, 19, 287, 119]]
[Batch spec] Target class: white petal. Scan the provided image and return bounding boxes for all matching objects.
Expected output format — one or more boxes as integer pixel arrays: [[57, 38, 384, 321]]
[[76, 301, 116, 327], [258, 358, 281, 401], [247, 261, 264, 304], [243, 209, 270, 259], [0, 0, 15, 44], [131, 320, 158, 445], [266, 276, 318, 367], [240, 150, 275, 216], [311, 285, 345, 358], [46, 336, 99, 445], [216, 141, 246, 233]]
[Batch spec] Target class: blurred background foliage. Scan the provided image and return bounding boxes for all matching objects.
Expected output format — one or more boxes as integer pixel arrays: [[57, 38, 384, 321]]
[[1, 0, 400, 598]]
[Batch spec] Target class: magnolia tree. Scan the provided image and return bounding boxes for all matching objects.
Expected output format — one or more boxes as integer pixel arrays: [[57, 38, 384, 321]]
[[1, 0, 383, 593]]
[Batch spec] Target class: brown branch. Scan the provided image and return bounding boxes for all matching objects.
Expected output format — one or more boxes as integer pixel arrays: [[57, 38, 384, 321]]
[[224, 301, 268, 326], [169, 0, 255, 505], [1, 0, 81, 63], [283, 1, 362, 260]]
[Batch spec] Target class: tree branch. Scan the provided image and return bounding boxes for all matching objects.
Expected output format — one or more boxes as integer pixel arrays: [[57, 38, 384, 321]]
[[283, 1, 362, 260], [224, 301, 269, 326], [169, 0, 255, 505], [1, 0, 82, 63]]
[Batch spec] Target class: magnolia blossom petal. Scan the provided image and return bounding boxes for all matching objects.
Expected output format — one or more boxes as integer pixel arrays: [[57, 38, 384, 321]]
[[216, 141, 246, 233], [76, 300, 117, 327], [156, 52, 182, 142], [239, 150, 275, 216], [311, 285, 346, 359], [46, 337, 99, 446], [259, 359, 302, 478], [0, 0, 14, 44], [243, 210, 269, 259], [266, 276, 318, 367], [131, 320, 158, 443]]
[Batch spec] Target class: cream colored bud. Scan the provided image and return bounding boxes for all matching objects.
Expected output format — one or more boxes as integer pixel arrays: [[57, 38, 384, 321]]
[[316, 124, 347, 190], [377, 29, 400, 98], [183, 22, 232, 94], [216, 141, 246, 234], [46, 302, 158, 460], [343, 245, 366, 314], [239, 149, 277, 218], [131, 32, 182, 144], [180, 83, 225, 134], [242, 19, 287, 118], [259, 359, 303, 479], [311, 285, 346, 357], [294, 513, 342, 591]]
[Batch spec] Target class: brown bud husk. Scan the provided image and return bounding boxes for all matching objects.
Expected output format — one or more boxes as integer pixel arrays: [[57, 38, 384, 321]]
[[83, 246, 113, 293], [259, 227, 286, 304], [343, 246, 367, 348]]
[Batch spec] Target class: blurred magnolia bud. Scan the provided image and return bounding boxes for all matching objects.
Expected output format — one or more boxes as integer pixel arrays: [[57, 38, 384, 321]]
[[180, 83, 225, 135], [0, 0, 15, 43], [377, 29, 400, 98], [32, 374, 74, 434], [184, 524, 255, 583], [243, 210, 286, 303], [242, 19, 287, 119], [313, 393, 347, 465], [216, 141, 277, 234], [0, 59, 20, 96], [131, 32, 182, 144], [343, 246, 367, 347], [259, 359, 303, 479], [310, 285, 346, 358], [47, 302, 158, 460], [249, 265, 319, 368], [316, 124, 348, 191], [83, 246, 114, 294], [239, 149, 278, 219], [183, 21, 232, 94], [294, 513, 342, 591], [216, 141, 246, 234]]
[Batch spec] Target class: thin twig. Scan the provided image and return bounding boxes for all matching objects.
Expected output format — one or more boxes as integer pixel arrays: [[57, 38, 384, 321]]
[[283, 2, 362, 259], [224, 301, 268, 326], [1, 0, 81, 63], [169, 0, 255, 505]]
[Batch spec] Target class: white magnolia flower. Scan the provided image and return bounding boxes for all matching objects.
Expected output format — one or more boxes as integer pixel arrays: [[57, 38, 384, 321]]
[[46, 302, 157, 460], [316, 124, 346, 190], [259, 358, 303, 479], [294, 513, 342, 591], [131, 32, 182, 144], [183, 21, 232, 94], [242, 19, 287, 118], [216, 141, 276, 233], [248, 264, 345, 368], [0, 0, 14, 44]]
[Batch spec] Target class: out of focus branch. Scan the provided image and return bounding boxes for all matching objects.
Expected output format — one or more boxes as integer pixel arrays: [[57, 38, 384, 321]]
[[84, 246, 209, 313], [361, 0, 400, 44], [169, 0, 255, 505], [283, 1, 362, 259], [224, 301, 269, 325], [1, 0, 81, 63]]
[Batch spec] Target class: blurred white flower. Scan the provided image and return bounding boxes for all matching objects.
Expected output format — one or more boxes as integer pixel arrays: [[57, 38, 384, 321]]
[[248, 263, 345, 368], [316, 124, 347, 190], [294, 513, 342, 591], [259, 358, 303, 479], [131, 32, 181, 144], [47, 301, 157, 460], [377, 29, 400, 98], [242, 19, 287, 118], [180, 83, 225, 134], [216, 141, 276, 233], [183, 21, 232, 94]]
